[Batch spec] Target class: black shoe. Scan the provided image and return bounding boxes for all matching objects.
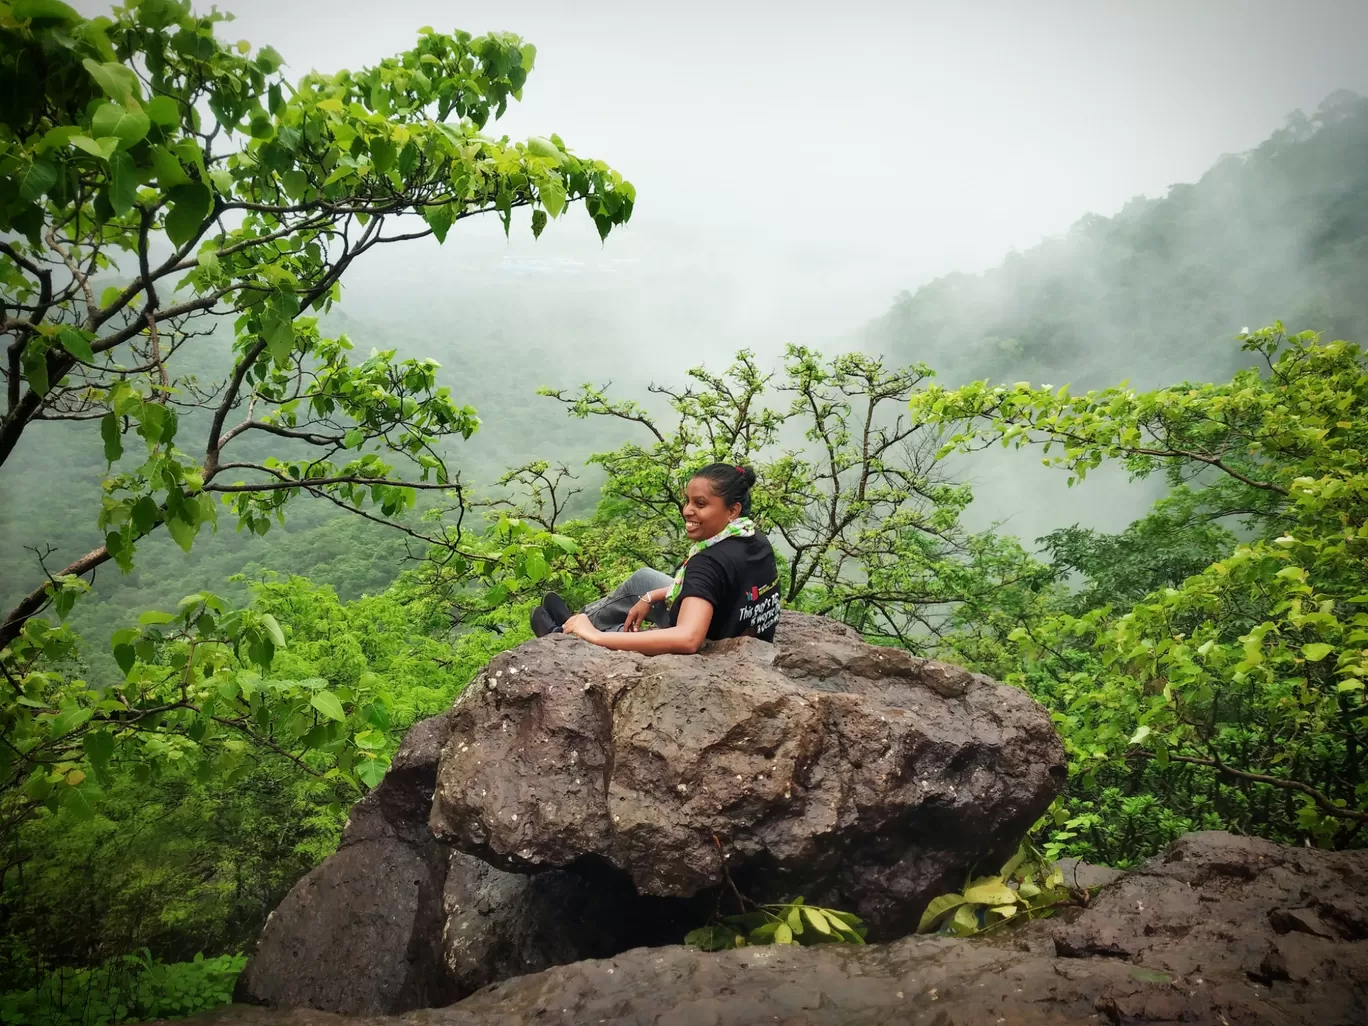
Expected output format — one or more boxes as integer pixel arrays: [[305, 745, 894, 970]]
[[542, 592, 573, 626], [531, 607, 557, 638]]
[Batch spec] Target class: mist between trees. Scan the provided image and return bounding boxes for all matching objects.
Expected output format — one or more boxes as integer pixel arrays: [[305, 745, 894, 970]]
[[1, 2, 1366, 1020]]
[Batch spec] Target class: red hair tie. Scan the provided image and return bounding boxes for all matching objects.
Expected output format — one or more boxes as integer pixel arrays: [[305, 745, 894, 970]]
[[735, 465, 745, 473]]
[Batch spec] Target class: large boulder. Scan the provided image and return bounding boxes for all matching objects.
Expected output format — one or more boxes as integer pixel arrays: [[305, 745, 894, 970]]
[[236, 712, 664, 1014], [196, 831, 1368, 1026], [234, 711, 457, 1015], [429, 611, 1066, 937]]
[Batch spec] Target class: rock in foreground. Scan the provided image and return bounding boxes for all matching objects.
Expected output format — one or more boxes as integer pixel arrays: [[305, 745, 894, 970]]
[[186, 832, 1368, 1026], [235, 712, 683, 1015], [429, 611, 1066, 937]]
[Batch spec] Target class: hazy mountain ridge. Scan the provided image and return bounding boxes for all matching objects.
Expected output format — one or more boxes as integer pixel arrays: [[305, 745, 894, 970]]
[[868, 90, 1368, 389]]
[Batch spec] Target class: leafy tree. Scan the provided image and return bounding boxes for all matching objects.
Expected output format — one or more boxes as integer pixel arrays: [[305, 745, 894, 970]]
[[0, 2, 630, 841], [1038, 486, 1238, 613], [534, 345, 1049, 648], [1, 574, 522, 975], [914, 325, 1368, 850]]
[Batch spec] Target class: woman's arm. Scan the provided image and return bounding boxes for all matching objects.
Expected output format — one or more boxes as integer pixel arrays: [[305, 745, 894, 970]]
[[623, 585, 669, 632], [562, 597, 713, 655]]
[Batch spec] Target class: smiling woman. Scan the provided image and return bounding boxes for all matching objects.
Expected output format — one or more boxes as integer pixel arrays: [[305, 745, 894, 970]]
[[534, 463, 781, 654]]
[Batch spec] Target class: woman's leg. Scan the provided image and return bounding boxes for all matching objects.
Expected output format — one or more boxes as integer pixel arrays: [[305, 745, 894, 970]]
[[582, 568, 674, 632]]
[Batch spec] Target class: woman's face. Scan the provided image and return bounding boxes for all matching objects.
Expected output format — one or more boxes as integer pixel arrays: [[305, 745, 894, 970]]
[[681, 476, 740, 541]]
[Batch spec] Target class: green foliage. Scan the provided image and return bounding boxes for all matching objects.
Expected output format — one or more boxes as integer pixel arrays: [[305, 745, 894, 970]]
[[917, 325, 1368, 850], [1, 950, 245, 1026], [1037, 487, 1238, 614], [1, 1, 630, 843], [684, 897, 867, 950], [1, 573, 522, 974], [916, 840, 1071, 937], [537, 346, 1051, 649]]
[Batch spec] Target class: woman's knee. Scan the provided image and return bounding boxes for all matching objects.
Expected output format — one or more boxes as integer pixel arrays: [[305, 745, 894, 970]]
[[626, 567, 670, 591]]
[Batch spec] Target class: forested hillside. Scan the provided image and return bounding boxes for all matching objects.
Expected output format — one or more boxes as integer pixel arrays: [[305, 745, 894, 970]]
[[868, 90, 1368, 388], [1, 4, 1365, 1025]]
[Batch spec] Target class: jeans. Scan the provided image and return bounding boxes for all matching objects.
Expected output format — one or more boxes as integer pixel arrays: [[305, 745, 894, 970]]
[[581, 567, 674, 633]]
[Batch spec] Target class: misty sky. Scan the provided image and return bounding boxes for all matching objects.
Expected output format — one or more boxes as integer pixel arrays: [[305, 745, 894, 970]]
[[73, 0, 1367, 340]]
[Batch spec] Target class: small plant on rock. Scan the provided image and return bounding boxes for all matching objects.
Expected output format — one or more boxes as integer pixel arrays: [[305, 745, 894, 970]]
[[917, 840, 1073, 937], [685, 896, 867, 950]]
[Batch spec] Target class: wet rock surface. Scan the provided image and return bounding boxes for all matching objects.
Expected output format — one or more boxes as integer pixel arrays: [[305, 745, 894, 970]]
[[236, 712, 684, 1014], [233, 712, 457, 1015], [189, 832, 1368, 1026], [428, 611, 1066, 937]]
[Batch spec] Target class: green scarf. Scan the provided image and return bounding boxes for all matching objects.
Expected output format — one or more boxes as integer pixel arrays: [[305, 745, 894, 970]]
[[665, 517, 757, 606]]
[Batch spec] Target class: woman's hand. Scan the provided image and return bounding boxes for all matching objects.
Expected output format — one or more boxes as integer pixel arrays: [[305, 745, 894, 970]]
[[623, 595, 652, 632], [561, 613, 600, 641]]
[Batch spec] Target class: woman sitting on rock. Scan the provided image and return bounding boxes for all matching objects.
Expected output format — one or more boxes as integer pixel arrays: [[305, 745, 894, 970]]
[[532, 464, 781, 654]]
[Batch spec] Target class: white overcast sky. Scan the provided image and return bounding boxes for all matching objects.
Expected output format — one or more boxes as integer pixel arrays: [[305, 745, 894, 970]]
[[75, 0, 1368, 345]]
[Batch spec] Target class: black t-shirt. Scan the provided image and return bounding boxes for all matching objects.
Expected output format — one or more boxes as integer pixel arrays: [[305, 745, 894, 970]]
[[670, 533, 781, 642]]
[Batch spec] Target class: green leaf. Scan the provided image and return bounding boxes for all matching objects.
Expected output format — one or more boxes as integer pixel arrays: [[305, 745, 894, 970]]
[[524, 553, 549, 585], [310, 692, 346, 722], [540, 179, 566, 219], [531, 208, 548, 239], [48, 703, 92, 738], [129, 496, 157, 537], [138, 610, 177, 625], [107, 151, 138, 214], [255, 45, 284, 73], [917, 892, 966, 933], [12, 0, 82, 23], [786, 905, 803, 935], [165, 183, 212, 249], [961, 878, 1018, 906], [774, 921, 793, 945], [356, 757, 386, 788], [1302, 643, 1334, 662], [92, 102, 151, 149], [70, 135, 120, 161], [18, 158, 59, 202], [83, 730, 116, 768], [101, 412, 123, 463], [82, 58, 140, 103], [21, 344, 49, 397], [950, 903, 981, 936], [146, 95, 181, 127], [527, 137, 562, 164], [801, 906, 832, 935], [259, 613, 286, 648], [747, 921, 780, 943], [166, 516, 196, 553], [57, 326, 96, 363], [424, 203, 454, 244], [63, 785, 95, 821], [1128, 724, 1152, 746], [149, 145, 191, 187]]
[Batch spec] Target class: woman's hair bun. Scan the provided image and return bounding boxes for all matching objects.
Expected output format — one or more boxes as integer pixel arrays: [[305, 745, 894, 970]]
[[693, 462, 757, 514]]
